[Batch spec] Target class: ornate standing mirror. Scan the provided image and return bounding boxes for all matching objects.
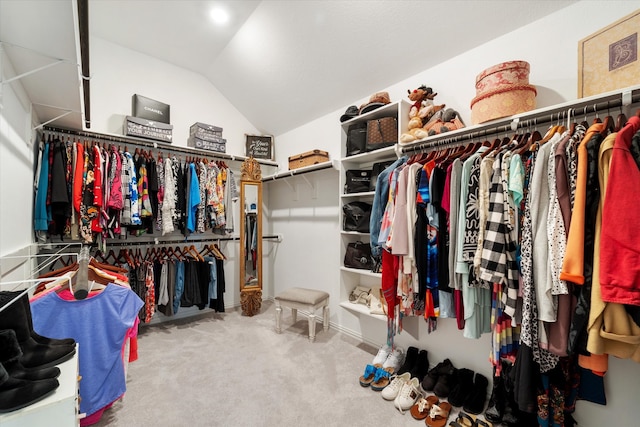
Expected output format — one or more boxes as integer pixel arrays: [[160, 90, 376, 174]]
[[239, 157, 263, 316]]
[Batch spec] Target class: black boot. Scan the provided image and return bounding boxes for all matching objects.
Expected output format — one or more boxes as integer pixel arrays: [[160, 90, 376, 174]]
[[485, 367, 505, 423], [434, 366, 458, 398], [397, 346, 418, 375], [422, 358, 454, 391], [0, 329, 60, 381], [463, 372, 489, 414], [19, 292, 75, 347], [409, 350, 430, 382], [0, 361, 59, 413], [0, 292, 75, 370], [448, 368, 475, 407]]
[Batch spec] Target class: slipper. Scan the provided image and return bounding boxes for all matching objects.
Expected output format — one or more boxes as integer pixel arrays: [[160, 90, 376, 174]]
[[370, 367, 393, 391], [425, 401, 452, 427], [411, 395, 439, 420], [455, 412, 477, 427], [475, 418, 493, 427], [359, 364, 377, 387]]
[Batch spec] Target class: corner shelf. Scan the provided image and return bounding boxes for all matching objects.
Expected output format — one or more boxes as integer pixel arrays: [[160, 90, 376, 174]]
[[341, 191, 375, 199], [339, 301, 386, 320], [340, 266, 382, 278], [262, 159, 338, 182]]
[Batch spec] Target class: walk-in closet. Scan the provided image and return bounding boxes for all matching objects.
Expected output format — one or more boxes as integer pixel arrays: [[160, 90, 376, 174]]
[[2, 1, 640, 426]]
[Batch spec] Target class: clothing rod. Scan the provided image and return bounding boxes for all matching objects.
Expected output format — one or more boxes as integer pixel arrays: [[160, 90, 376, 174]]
[[401, 86, 640, 154], [98, 235, 282, 247], [41, 126, 278, 167]]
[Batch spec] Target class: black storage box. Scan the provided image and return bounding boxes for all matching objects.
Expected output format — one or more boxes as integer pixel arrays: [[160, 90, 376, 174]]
[[132, 94, 170, 124], [187, 136, 226, 153], [124, 116, 173, 143], [190, 122, 223, 142]]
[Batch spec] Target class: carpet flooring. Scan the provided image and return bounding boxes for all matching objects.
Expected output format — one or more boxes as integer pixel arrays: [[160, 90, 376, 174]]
[[92, 300, 484, 427]]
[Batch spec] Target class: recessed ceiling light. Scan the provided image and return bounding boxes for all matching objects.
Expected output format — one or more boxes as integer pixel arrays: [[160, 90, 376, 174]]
[[210, 7, 229, 25]]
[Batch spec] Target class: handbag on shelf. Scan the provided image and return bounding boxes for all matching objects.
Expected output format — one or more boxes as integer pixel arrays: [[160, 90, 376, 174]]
[[346, 122, 368, 156], [344, 241, 373, 270], [345, 169, 372, 194], [342, 201, 371, 233], [369, 160, 394, 192], [365, 117, 398, 152], [368, 286, 387, 315], [348, 285, 371, 305]]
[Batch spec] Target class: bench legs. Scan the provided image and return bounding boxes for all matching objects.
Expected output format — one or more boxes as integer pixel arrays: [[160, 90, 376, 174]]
[[274, 298, 330, 342]]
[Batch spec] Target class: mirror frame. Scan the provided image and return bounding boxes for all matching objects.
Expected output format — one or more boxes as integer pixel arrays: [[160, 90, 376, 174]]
[[239, 158, 263, 316]]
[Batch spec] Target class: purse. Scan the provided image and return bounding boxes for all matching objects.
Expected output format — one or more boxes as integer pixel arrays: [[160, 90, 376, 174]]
[[368, 286, 387, 315], [348, 285, 371, 305], [346, 122, 368, 156], [366, 117, 398, 152], [342, 201, 371, 233], [345, 169, 372, 194], [369, 160, 394, 192], [344, 241, 373, 270]]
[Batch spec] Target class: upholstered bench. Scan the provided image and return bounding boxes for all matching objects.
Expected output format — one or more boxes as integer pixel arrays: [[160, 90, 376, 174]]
[[275, 287, 330, 342]]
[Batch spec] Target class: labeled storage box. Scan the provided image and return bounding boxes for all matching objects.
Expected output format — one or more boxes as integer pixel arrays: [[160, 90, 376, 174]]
[[132, 94, 170, 124], [187, 136, 226, 153], [288, 149, 329, 170], [124, 116, 173, 143], [470, 60, 537, 124], [190, 122, 223, 142]]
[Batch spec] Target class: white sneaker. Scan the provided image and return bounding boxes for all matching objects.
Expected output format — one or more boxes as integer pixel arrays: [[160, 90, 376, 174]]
[[381, 372, 411, 401], [383, 347, 405, 372], [372, 344, 391, 366], [394, 377, 422, 412]]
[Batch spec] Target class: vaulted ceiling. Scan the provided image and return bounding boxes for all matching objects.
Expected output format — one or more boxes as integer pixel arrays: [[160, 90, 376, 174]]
[[1, 0, 578, 136]]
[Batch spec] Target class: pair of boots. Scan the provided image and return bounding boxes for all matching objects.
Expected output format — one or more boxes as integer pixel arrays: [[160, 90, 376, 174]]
[[421, 358, 458, 398], [448, 368, 489, 414], [0, 291, 76, 413], [485, 361, 522, 426], [396, 346, 430, 382]]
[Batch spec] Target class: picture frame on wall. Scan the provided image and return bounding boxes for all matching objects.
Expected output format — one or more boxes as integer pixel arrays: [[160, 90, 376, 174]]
[[578, 9, 640, 97], [245, 135, 274, 160]]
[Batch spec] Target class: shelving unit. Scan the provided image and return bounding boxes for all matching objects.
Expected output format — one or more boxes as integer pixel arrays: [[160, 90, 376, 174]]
[[0, 348, 80, 427], [338, 102, 400, 320]]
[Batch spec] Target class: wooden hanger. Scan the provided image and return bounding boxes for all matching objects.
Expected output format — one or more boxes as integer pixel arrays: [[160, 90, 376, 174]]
[[614, 113, 628, 132]]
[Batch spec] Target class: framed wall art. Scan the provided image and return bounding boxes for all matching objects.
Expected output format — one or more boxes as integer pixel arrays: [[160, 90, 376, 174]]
[[578, 9, 640, 97], [245, 135, 274, 160]]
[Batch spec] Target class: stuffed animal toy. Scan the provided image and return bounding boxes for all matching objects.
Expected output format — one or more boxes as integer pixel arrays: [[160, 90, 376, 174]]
[[422, 108, 466, 136], [400, 85, 446, 143]]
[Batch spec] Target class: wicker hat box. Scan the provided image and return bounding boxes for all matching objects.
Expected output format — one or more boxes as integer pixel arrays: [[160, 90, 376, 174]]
[[288, 149, 330, 170], [470, 60, 537, 124]]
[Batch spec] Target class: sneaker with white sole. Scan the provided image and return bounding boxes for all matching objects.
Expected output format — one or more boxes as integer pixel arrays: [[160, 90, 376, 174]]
[[383, 347, 405, 373], [381, 372, 411, 401], [394, 377, 422, 412], [372, 344, 391, 366]]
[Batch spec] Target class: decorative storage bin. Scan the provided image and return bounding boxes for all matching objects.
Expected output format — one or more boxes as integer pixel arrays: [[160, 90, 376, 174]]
[[470, 60, 537, 124], [132, 94, 170, 124], [187, 136, 226, 153], [190, 122, 223, 142], [288, 149, 329, 170], [124, 116, 173, 143]]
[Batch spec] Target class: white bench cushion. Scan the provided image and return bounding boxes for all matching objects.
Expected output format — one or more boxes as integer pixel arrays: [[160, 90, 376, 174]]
[[275, 287, 329, 305]]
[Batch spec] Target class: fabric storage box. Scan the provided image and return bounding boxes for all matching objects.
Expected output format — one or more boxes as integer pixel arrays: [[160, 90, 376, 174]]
[[187, 136, 226, 153], [470, 60, 537, 124], [124, 116, 173, 143], [132, 94, 170, 124], [190, 122, 223, 142], [288, 149, 329, 170]]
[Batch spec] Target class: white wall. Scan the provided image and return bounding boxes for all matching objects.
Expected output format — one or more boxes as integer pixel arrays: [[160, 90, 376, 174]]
[[269, 3, 640, 427], [0, 47, 39, 282], [89, 36, 273, 310]]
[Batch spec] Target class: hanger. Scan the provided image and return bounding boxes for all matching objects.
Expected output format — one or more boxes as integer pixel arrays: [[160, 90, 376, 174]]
[[614, 112, 628, 132]]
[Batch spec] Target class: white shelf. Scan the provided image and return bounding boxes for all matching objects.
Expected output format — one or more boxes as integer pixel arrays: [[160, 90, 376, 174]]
[[262, 159, 337, 181], [339, 301, 386, 320], [341, 231, 370, 236], [0, 348, 79, 427], [340, 266, 382, 278], [340, 145, 398, 163], [341, 191, 375, 198], [340, 101, 399, 128]]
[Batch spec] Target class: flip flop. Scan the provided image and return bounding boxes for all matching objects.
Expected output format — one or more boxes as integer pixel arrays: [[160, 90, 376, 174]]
[[425, 401, 452, 427], [411, 395, 439, 420], [456, 412, 477, 427], [370, 367, 393, 391], [475, 418, 493, 427], [359, 364, 377, 387]]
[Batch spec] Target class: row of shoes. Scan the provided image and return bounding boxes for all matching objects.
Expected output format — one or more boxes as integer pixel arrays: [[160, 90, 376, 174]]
[[0, 291, 77, 413], [359, 344, 494, 426]]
